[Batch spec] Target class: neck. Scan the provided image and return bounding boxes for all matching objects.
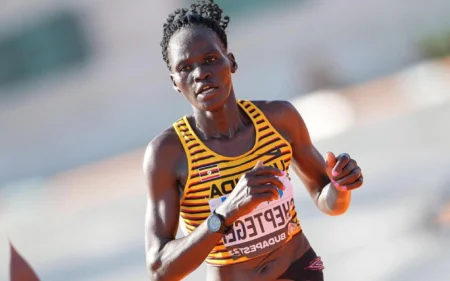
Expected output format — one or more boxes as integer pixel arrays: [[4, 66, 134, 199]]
[[192, 89, 244, 140]]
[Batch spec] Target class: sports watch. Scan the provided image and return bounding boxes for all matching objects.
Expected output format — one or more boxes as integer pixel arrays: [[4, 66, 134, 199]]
[[206, 211, 231, 234]]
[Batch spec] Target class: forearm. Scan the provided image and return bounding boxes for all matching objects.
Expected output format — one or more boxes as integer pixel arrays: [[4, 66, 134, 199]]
[[317, 182, 351, 216], [147, 221, 223, 281]]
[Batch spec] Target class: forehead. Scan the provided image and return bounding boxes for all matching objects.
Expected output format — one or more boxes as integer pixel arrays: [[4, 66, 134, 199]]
[[168, 26, 225, 66]]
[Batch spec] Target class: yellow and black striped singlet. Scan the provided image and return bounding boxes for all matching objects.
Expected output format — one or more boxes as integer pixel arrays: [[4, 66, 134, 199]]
[[173, 100, 302, 266]]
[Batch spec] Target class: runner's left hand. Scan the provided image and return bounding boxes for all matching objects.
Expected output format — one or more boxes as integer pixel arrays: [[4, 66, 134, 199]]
[[325, 152, 363, 191]]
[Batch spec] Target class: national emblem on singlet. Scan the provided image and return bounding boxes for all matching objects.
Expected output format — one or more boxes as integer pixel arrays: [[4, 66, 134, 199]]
[[173, 100, 302, 266]]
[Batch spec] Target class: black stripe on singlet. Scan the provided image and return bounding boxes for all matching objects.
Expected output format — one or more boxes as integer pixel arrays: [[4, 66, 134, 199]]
[[188, 165, 255, 190], [180, 208, 210, 215], [259, 131, 275, 142], [188, 145, 288, 190], [183, 195, 209, 201], [191, 155, 215, 163], [191, 159, 230, 170], [188, 143, 200, 150], [265, 150, 291, 164], [181, 201, 209, 207], [186, 186, 210, 194], [189, 142, 288, 181], [180, 214, 209, 221], [190, 149, 206, 156], [190, 136, 282, 172], [258, 125, 269, 132]]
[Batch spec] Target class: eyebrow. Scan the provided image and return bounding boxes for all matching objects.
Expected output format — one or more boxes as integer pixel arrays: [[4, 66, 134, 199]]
[[173, 50, 220, 70], [174, 59, 188, 70]]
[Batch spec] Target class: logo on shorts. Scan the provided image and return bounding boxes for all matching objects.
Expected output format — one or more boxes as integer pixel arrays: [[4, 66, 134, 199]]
[[305, 257, 324, 271], [198, 164, 221, 182], [287, 222, 298, 236]]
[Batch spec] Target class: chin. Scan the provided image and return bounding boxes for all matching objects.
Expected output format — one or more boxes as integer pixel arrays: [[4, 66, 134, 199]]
[[195, 91, 230, 112]]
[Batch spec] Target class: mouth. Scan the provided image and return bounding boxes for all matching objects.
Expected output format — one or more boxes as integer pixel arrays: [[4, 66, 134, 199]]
[[197, 84, 218, 96]]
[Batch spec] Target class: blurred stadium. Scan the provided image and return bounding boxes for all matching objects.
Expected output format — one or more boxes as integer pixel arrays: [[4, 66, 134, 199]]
[[1, 0, 450, 280]]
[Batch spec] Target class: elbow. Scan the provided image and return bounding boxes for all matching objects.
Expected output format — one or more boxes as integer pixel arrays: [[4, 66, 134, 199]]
[[147, 257, 183, 281], [325, 209, 348, 216], [317, 199, 350, 216], [319, 187, 352, 216], [147, 258, 168, 281], [147, 267, 168, 281], [147, 271, 163, 281], [146, 263, 160, 281], [147, 272, 167, 281], [323, 204, 350, 216]]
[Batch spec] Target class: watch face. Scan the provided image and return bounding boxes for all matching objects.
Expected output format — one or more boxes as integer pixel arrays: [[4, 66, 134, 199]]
[[208, 214, 222, 232]]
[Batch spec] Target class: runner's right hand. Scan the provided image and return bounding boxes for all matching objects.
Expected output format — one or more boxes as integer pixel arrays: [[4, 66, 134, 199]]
[[215, 161, 285, 226]]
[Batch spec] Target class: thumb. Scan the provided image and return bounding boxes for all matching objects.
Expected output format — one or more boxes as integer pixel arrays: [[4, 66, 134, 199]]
[[253, 160, 264, 170], [325, 152, 337, 168]]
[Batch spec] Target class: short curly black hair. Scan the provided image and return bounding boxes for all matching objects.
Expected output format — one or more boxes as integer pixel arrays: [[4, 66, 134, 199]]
[[161, 0, 230, 70]]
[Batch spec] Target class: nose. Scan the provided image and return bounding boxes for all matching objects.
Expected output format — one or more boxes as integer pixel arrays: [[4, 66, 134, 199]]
[[193, 66, 211, 82]]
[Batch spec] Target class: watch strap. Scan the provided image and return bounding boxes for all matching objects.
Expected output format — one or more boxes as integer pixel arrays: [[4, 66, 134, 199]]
[[213, 211, 232, 234]]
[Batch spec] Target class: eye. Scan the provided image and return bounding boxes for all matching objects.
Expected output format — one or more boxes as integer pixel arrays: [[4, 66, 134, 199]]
[[205, 56, 217, 64], [179, 65, 191, 73]]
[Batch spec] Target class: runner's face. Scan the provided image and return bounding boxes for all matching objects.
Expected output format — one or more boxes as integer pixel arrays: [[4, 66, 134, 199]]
[[168, 26, 237, 111]]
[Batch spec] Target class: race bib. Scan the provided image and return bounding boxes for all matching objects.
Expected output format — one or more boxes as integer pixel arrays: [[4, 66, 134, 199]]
[[208, 174, 300, 259]]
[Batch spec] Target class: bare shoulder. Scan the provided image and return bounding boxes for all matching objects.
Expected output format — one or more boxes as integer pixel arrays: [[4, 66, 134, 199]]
[[250, 100, 310, 146], [251, 100, 303, 127], [143, 126, 185, 176]]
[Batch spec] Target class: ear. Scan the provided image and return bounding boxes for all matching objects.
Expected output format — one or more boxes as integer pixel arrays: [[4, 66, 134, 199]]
[[170, 74, 181, 93], [228, 53, 238, 73]]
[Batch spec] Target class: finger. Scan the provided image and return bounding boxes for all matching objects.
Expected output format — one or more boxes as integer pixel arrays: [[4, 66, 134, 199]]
[[333, 160, 358, 180], [332, 153, 350, 176], [335, 168, 361, 185], [249, 184, 280, 199], [340, 176, 363, 191], [248, 175, 285, 190], [325, 152, 337, 169], [250, 191, 279, 204], [247, 165, 283, 177]]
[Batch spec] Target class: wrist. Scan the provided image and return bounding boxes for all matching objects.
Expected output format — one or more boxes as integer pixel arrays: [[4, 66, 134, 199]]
[[207, 210, 232, 234], [325, 182, 351, 213], [214, 206, 234, 226]]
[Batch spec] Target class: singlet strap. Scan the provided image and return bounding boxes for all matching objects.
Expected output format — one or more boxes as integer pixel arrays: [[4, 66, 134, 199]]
[[172, 118, 198, 201]]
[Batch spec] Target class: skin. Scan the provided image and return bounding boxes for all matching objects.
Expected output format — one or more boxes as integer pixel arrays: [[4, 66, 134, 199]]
[[144, 25, 363, 281], [9, 241, 40, 281]]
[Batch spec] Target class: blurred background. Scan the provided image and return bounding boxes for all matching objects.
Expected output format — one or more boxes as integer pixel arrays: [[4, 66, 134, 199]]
[[1, 0, 450, 280]]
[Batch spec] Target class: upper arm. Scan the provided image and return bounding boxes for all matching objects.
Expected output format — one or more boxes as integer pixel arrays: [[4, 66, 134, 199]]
[[261, 100, 330, 203], [143, 130, 184, 262]]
